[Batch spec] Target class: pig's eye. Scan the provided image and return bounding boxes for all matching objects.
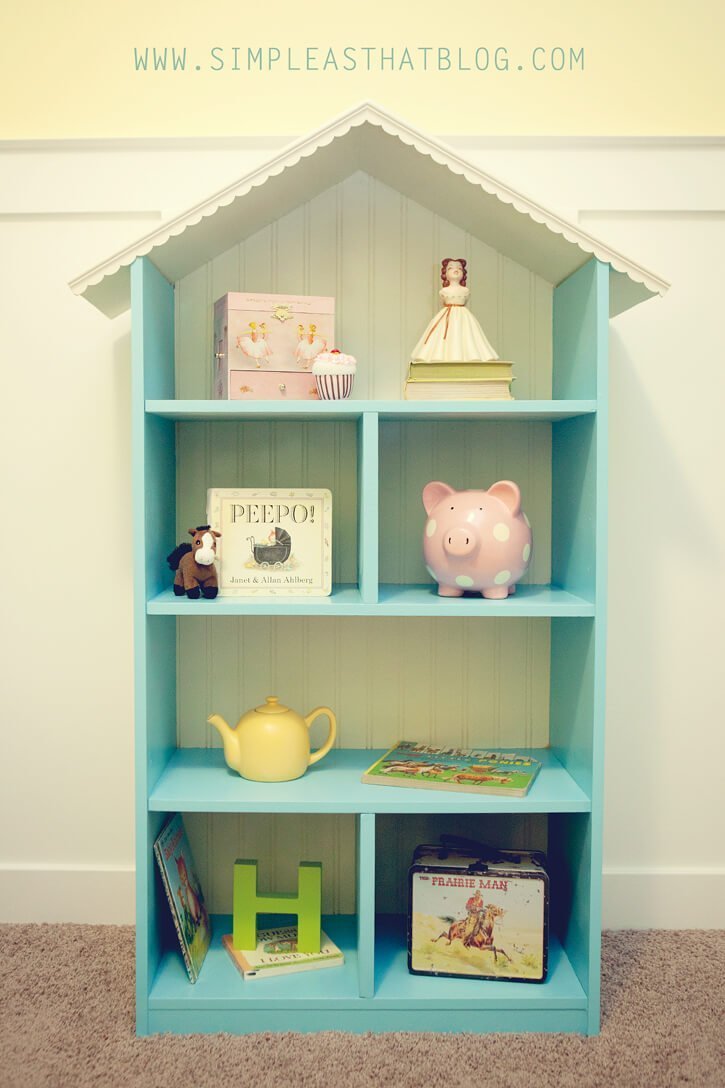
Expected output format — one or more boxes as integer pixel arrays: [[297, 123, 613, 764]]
[[450, 506, 454, 510]]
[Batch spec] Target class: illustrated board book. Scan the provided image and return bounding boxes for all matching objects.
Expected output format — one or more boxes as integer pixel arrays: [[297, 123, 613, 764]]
[[207, 488, 332, 596], [223, 927, 344, 980], [362, 741, 541, 796], [153, 814, 212, 983]]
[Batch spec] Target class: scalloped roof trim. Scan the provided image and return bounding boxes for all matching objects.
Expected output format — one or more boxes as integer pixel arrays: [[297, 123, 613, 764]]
[[69, 102, 670, 302]]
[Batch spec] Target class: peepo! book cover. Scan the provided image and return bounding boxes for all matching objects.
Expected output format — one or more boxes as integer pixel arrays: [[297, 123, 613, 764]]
[[207, 488, 332, 596]]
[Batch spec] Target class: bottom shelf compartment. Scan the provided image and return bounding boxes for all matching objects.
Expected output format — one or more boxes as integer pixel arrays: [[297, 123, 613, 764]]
[[150, 914, 361, 1009], [374, 915, 586, 1010], [142, 809, 597, 1034], [147, 913, 587, 1035]]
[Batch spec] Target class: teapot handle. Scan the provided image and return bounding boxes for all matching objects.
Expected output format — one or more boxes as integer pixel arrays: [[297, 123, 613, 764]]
[[304, 707, 337, 765]]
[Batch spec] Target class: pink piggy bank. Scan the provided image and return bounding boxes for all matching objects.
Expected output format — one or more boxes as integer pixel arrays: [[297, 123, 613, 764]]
[[422, 480, 532, 600]]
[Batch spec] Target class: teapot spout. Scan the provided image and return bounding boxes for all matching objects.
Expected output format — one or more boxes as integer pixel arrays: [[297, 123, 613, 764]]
[[207, 713, 241, 771]]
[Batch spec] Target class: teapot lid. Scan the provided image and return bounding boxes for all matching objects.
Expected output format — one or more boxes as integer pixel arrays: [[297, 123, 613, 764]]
[[255, 695, 290, 715]]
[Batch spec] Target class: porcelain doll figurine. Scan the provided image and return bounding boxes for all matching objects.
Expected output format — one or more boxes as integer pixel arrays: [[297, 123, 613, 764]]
[[410, 258, 498, 364]]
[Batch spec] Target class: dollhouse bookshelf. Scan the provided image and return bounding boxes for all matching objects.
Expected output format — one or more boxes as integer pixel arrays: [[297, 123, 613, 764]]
[[72, 103, 667, 1036]]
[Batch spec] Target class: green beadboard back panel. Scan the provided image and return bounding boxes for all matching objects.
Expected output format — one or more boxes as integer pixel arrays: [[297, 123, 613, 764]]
[[184, 812, 357, 916], [177, 616, 550, 751], [376, 812, 548, 915], [176, 420, 358, 584], [178, 611, 550, 916], [169, 169, 559, 941], [174, 172, 553, 401], [379, 420, 552, 586]]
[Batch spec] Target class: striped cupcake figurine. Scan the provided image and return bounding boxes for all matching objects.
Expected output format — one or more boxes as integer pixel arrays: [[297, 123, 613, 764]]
[[312, 349, 357, 400]]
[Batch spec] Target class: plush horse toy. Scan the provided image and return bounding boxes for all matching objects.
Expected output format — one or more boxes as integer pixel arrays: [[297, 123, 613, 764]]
[[167, 526, 221, 599]]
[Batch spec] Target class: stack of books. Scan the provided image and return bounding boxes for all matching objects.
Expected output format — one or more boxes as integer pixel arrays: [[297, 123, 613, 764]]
[[404, 361, 515, 401]]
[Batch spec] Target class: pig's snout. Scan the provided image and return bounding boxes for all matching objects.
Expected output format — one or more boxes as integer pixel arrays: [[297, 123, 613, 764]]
[[443, 527, 477, 557]]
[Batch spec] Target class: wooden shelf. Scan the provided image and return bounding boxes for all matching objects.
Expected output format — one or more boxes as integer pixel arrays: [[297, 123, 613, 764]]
[[147, 583, 595, 617], [150, 915, 361, 1009], [147, 584, 364, 615], [374, 916, 587, 1011], [146, 914, 588, 1034], [376, 584, 595, 617], [146, 398, 597, 422], [148, 748, 591, 814]]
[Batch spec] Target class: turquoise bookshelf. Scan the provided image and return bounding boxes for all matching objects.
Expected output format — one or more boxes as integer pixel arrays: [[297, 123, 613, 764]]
[[72, 103, 667, 1037], [130, 253, 608, 1035]]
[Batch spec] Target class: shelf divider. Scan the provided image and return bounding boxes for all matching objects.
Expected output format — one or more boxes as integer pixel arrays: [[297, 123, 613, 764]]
[[358, 412, 379, 604], [357, 814, 376, 998]]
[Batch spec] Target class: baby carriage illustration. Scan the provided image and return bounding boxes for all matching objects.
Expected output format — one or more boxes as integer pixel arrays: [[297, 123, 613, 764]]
[[248, 527, 292, 568]]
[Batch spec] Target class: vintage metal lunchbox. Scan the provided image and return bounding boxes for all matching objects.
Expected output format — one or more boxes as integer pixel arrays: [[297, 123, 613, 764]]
[[213, 292, 335, 399], [408, 837, 549, 983]]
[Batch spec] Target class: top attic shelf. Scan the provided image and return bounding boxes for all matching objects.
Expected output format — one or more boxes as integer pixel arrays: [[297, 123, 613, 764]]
[[71, 103, 669, 321]]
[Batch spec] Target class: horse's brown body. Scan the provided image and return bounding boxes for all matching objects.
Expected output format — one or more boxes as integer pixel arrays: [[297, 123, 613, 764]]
[[168, 527, 221, 599], [452, 772, 512, 786], [175, 551, 219, 596], [433, 904, 512, 963]]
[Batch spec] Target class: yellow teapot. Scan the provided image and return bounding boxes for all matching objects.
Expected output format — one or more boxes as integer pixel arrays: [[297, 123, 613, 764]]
[[207, 696, 337, 782]]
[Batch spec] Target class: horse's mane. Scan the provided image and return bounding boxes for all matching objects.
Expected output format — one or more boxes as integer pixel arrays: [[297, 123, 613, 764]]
[[166, 543, 193, 571]]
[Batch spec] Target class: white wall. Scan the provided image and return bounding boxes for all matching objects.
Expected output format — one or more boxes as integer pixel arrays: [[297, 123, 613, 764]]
[[1, 136, 723, 928]]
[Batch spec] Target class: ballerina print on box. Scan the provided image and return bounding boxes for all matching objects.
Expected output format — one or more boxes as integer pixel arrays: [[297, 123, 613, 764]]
[[207, 488, 332, 596], [213, 292, 335, 400]]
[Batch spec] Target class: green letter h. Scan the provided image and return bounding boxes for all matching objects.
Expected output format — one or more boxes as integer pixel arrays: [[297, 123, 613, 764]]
[[232, 859, 322, 953]]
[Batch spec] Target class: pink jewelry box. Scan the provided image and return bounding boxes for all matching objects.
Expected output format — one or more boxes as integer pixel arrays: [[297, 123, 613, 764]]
[[213, 292, 335, 399]]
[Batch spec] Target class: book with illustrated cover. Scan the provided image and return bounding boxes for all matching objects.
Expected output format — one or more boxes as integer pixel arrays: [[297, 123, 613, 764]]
[[362, 741, 542, 797], [223, 927, 344, 980], [206, 487, 332, 596], [153, 814, 212, 983]]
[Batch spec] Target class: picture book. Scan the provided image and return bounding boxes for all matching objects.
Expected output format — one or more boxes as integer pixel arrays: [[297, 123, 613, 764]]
[[222, 927, 344, 980], [153, 813, 212, 983], [206, 487, 332, 597], [362, 741, 542, 797]]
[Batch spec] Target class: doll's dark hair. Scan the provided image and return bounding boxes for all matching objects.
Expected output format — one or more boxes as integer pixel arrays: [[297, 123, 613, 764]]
[[441, 257, 467, 287]]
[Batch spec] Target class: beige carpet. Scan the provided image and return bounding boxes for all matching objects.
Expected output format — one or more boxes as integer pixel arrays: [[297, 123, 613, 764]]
[[2, 926, 723, 1088]]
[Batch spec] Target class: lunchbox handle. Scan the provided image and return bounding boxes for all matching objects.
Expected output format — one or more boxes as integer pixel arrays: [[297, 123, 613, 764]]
[[438, 833, 507, 862]]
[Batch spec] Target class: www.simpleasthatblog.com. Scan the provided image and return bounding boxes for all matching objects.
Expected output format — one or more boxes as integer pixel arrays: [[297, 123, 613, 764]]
[[132, 44, 585, 74]]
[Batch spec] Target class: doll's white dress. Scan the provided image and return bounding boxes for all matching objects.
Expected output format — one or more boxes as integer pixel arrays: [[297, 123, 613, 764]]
[[410, 285, 498, 363]]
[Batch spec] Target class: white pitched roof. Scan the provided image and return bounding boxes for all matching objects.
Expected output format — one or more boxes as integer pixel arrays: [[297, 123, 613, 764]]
[[70, 102, 669, 319]]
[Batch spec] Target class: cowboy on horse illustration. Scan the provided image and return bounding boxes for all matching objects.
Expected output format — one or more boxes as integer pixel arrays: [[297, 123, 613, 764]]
[[433, 894, 512, 964]]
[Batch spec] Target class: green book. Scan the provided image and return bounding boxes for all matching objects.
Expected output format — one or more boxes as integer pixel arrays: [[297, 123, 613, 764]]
[[362, 741, 542, 796], [408, 360, 514, 382]]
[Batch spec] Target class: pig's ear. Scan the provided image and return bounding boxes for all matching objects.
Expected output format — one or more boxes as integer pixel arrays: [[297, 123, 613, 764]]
[[488, 480, 521, 516], [423, 480, 455, 515]]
